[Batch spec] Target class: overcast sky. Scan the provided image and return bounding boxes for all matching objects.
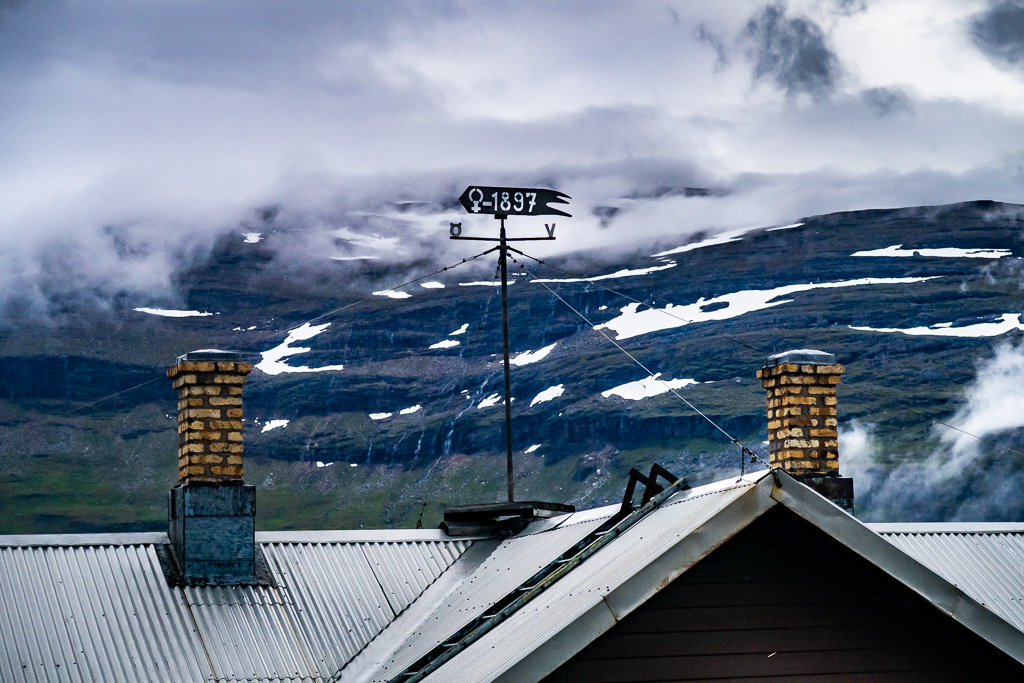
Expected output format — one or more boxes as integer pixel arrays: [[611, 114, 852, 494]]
[[3, 0, 1024, 305]]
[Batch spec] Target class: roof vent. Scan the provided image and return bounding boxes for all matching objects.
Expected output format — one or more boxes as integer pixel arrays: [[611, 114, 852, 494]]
[[442, 501, 575, 537]]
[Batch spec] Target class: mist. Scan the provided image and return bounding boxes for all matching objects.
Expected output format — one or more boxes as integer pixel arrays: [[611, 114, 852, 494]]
[[4, 1, 1024, 318], [843, 341, 1024, 521]]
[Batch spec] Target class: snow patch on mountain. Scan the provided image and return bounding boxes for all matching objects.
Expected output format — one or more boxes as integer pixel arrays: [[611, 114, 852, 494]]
[[256, 322, 345, 375], [531, 262, 676, 283], [852, 245, 1011, 259], [477, 394, 514, 409], [421, 281, 445, 289], [651, 229, 746, 257], [242, 232, 263, 243], [369, 412, 392, 420], [530, 384, 564, 407], [850, 313, 1024, 337], [602, 374, 699, 400], [596, 277, 938, 340], [373, 289, 412, 299], [134, 307, 214, 317], [400, 405, 421, 415], [261, 419, 289, 433], [429, 339, 460, 349], [460, 280, 517, 287], [449, 323, 468, 336], [478, 394, 501, 409], [766, 222, 805, 232], [511, 343, 557, 366]]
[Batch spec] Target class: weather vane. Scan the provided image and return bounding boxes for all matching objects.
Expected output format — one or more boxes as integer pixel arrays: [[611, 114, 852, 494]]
[[450, 185, 572, 502]]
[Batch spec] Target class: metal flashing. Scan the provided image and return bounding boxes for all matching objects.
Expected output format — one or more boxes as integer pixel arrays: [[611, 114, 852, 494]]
[[255, 529, 491, 543], [0, 529, 483, 548], [175, 349, 243, 363], [868, 522, 1024, 534], [765, 348, 836, 365], [0, 532, 170, 547], [168, 483, 261, 586]]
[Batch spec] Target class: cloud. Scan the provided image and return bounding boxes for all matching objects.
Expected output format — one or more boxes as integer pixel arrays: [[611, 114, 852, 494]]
[[1, 1, 1024, 319], [698, 23, 730, 69], [970, 1, 1024, 68], [847, 341, 1024, 521], [834, 0, 868, 15], [838, 419, 881, 500], [742, 2, 842, 100], [941, 342, 1024, 456], [860, 86, 913, 116]]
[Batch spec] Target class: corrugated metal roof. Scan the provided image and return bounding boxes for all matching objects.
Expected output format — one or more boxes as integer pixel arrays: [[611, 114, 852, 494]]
[[8, 479, 1024, 683], [873, 525, 1024, 633], [0, 534, 471, 683], [360, 508, 620, 683], [0, 543, 208, 683], [423, 476, 761, 682]]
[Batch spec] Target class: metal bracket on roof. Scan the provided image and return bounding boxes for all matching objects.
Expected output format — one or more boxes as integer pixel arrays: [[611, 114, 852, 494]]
[[618, 464, 679, 520]]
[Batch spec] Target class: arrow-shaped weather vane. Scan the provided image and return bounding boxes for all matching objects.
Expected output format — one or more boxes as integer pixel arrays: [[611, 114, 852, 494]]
[[458, 186, 572, 218], [449, 186, 571, 503]]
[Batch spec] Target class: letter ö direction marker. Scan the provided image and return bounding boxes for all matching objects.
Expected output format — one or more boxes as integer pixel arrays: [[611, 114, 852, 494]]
[[449, 222, 462, 237]]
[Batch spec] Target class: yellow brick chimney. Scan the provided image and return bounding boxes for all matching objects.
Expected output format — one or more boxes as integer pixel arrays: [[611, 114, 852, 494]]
[[757, 349, 853, 512], [167, 350, 252, 484]]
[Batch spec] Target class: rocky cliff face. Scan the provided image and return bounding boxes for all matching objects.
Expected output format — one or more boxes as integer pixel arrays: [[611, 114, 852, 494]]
[[2, 199, 1024, 532]]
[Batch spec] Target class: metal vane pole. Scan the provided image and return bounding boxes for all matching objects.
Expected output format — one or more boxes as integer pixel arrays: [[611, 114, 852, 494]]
[[450, 185, 571, 504], [498, 218, 515, 502]]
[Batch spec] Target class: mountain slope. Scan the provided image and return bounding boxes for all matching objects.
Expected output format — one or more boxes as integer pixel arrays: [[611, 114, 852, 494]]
[[2, 200, 1023, 532]]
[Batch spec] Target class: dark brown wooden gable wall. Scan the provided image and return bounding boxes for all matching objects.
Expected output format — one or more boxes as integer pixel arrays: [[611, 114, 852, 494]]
[[542, 506, 1023, 682]]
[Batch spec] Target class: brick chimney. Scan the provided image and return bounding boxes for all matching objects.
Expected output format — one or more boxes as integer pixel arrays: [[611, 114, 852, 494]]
[[168, 350, 251, 482], [163, 350, 269, 586], [756, 349, 854, 512]]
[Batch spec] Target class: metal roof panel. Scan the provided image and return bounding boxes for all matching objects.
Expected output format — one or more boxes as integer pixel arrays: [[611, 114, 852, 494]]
[[363, 512, 615, 683], [0, 543, 208, 683], [0, 536, 471, 683], [877, 529, 1024, 632]]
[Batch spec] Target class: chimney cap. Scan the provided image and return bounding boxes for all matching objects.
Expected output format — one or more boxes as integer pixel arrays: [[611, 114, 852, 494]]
[[175, 349, 244, 364], [765, 349, 836, 367]]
